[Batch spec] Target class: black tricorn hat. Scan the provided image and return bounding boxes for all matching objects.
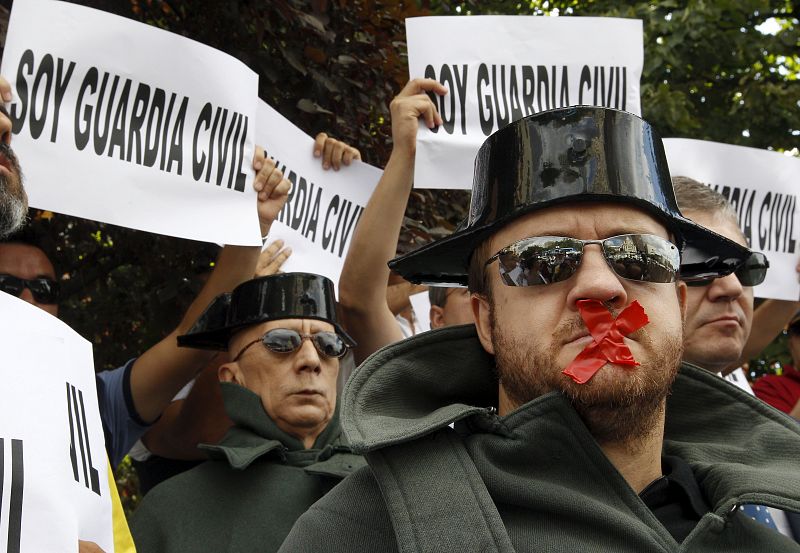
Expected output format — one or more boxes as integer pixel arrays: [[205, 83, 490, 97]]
[[177, 272, 355, 351], [389, 106, 750, 286]]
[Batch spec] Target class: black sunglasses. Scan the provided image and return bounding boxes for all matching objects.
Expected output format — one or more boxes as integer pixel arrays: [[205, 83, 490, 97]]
[[233, 328, 348, 361], [0, 274, 60, 303], [683, 251, 769, 287], [485, 234, 680, 287]]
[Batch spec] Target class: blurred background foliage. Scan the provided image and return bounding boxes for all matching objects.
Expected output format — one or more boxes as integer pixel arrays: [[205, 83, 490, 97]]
[[0, 0, 797, 508]]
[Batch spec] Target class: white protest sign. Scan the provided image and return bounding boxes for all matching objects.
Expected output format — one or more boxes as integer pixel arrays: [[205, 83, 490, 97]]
[[409, 291, 432, 333], [256, 100, 381, 289], [664, 138, 800, 301], [0, 292, 114, 551], [406, 16, 643, 189], [1, 0, 261, 245]]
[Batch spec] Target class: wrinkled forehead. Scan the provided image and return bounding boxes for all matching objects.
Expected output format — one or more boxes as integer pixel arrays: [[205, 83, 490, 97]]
[[488, 202, 671, 251]]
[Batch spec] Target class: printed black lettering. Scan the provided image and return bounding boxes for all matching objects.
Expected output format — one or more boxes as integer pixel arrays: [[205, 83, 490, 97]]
[[537, 65, 550, 112], [492, 65, 510, 129], [453, 65, 468, 134], [143, 88, 165, 168], [233, 116, 248, 192], [166, 96, 187, 175], [322, 195, 340, 250], [127, 83, 150, 164], [439, 64, 455, 134], [92, 73, 120, 156], [522, 65, 535, 116], [305, 185, 321, 241], [66, 383, 101, 495], [29, 53, 54, 140], [50, 57, 76, 143], [74, 67, 98, 151], [9, 49, 34, 134], [193, 103, 212, 181], [423, 65, 439, 134], [158, 93, 177, 171], [477, 64, 492, 136], [108, 78, 132, 160], [205, 107, 222, 183], [226, 113, 243, 188], [509, 68, 523, 123], [758, 192, 771, 250]]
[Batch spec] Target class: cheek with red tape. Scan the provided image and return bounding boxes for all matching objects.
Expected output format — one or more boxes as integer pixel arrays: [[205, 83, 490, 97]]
[[562, 299, 650, 384]]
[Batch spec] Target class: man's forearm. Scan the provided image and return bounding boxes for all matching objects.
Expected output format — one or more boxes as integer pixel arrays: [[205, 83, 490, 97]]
[[339, 151, 414, 313], [130, 244, 260, 423]]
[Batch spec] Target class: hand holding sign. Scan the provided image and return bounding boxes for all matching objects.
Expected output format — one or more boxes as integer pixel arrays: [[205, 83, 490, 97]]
[[253, 147, 291, 237], [0, 75, 11, 103], [256, 239, 292, 277], [313, 132, 361, 171], [390, 78, 447, 159]]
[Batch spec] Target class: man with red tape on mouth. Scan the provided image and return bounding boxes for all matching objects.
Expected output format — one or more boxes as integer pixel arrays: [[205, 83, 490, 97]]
[[280, 105, 800, 553]]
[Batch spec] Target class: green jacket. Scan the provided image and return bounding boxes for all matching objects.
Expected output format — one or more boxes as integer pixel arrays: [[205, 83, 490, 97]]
[[130, 382, 365, 553], [279, 325, 800, 553]]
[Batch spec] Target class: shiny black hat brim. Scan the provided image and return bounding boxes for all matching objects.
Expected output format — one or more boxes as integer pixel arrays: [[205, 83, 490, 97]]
[[177, 273, 356, 351], [389, 106, 750, 286], [388, 197, 750, 286]]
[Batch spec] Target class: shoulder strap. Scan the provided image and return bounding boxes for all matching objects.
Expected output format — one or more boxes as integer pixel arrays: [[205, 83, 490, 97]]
[[366, 428, 516, 553]]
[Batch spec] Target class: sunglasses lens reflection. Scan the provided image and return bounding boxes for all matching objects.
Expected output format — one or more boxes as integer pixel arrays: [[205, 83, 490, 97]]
[[495, 234, 678, 287], [261, 329, 347, 358]]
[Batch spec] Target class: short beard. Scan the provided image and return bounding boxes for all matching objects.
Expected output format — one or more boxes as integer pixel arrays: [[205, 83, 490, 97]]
[[490, 302, 683, 450], [0, 143, 26, 238]]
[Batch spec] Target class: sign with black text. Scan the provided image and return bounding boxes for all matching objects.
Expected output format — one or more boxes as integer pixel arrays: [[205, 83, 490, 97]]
[[665, 138, 800, 301], [0, 292, 114, 551], [406, 16, 643, 189], [256, 101, 381, 289], [1, 0, 261, 245]]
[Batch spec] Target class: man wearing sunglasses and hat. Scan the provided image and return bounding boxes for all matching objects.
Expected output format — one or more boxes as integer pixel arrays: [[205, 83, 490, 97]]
[[280, 105, 800, 553], [131, 272, 365, 553]]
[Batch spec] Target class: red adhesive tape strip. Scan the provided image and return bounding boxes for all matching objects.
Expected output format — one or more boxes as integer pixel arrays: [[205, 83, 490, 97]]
[[562, 299, 650, 384]]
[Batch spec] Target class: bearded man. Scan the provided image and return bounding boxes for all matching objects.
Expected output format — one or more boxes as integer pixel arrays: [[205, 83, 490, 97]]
[[0, 103, 26, 238], [279, 106, 800, 553]]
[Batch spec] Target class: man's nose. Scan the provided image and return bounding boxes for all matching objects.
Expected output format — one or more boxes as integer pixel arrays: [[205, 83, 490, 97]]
[[293, 338, 322, 374], [565, 245, 628, 311], [706, 272, 744, 302]]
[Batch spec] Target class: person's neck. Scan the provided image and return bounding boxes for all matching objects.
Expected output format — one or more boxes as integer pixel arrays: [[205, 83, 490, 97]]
[[498, 386, 666, 493], [597, 405, 666, 494]]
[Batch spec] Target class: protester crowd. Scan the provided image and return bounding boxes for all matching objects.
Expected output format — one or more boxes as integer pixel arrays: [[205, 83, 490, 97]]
[[1, 14, 800, 553]]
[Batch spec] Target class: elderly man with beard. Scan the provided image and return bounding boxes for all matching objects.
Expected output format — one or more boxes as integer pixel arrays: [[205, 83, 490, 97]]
[[279, 106, 800, 553], [130, 272, 365, 553], [0, 104, 26, 238]]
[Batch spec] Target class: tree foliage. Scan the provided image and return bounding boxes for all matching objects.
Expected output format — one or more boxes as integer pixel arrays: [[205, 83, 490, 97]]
[[1, 0, 796, 372]]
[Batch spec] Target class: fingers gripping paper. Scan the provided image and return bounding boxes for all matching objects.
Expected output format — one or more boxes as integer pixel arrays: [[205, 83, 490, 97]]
[[562, 299, 649, 384]]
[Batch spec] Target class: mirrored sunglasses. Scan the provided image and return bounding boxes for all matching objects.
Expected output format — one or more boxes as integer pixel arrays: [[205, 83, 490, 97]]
[[233, 328, 349, 361], [0, 274, 60, 304], [683, 251, 769, 287], [485, 234, 680, 287]]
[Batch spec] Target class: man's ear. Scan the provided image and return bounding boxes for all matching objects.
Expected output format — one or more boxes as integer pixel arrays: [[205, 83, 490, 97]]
[[471, 293, 495, 355], [677, 280, 688, 322], [219, 362, 245, 386], [430, 305, 445, 329]]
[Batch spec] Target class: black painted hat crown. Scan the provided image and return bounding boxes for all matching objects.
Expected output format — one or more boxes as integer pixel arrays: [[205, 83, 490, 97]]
[[177, 272, 354, 350], [389, 106, 749, 286]]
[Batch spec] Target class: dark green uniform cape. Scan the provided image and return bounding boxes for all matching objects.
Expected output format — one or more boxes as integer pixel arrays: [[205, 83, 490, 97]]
[[130, 382, 365, 553], [279, 324, 800, 553]]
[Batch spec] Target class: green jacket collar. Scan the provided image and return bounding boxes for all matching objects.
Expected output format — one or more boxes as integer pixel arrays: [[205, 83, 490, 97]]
[[201, 382, 348, 471], [343, 324, 800, 514]]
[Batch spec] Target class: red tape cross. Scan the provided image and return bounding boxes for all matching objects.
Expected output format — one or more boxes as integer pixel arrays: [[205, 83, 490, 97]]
[[562, 299, 650, 385]]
